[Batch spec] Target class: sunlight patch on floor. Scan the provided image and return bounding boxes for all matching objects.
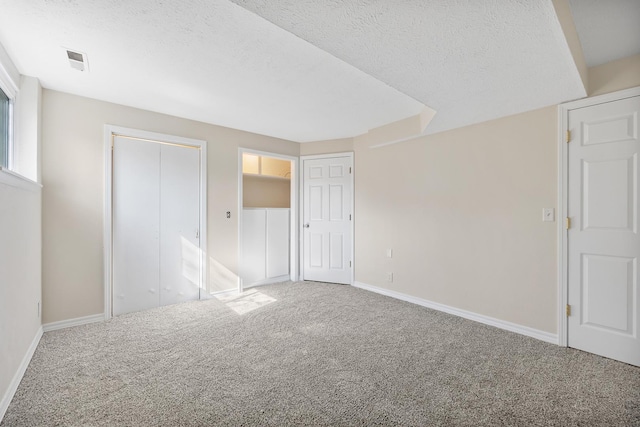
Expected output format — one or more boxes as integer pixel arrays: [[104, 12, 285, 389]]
[[215, 288, 277, 315]]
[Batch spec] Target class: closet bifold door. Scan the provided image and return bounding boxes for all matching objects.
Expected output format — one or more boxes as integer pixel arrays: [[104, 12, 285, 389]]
[[159, 143, 201, 306], [112, 136, 161, 316]]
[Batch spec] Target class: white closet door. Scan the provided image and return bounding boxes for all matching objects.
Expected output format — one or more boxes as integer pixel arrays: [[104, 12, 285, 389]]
[[242, 209, 266, 285], [159, 144, 201, 306], [267, 209, 289, 278], [113, 137, 161, 316]]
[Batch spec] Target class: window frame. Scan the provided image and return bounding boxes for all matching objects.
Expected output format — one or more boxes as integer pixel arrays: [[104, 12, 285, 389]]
[[0, 86, 14, 170]]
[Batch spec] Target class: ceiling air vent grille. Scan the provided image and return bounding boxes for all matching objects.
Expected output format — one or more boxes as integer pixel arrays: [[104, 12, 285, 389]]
[[66, 49, 88, 72]]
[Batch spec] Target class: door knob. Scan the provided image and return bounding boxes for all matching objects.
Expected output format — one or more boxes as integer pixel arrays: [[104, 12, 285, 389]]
[[304, 224, 310, 228]]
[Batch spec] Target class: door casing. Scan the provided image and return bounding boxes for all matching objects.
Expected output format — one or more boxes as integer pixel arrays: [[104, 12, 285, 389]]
[[104, 125, 207, 320], [557, 86, 640, 346], [299, 152, 355, 285]]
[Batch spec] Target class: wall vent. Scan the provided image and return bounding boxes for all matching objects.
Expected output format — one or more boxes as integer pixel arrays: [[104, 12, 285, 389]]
[[65, 49, 88, 72]]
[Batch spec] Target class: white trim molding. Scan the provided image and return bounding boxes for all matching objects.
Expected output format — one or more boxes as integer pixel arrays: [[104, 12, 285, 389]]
[[557, 86, 640, 347], [0, 166, 42, 192], [0, 326, 43, 422], [243, 275, 291, 290], [0, 41, 19, 98], [43, 313, 104, 332], [352, 281, 558, 345]]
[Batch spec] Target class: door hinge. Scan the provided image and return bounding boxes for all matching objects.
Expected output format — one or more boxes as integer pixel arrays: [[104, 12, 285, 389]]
[[566, 130, 571, 143], [349, 214, 352, 220], [349, 261, 352, 267], [349, 167, 352, 174], [566, 304, 571, 316], [565, 217, 571, 230]]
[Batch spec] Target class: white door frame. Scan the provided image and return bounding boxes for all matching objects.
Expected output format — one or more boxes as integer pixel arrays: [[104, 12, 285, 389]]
[[238, 148, 299, 293], [299, 152, 355, 285], [104, 125, 207, 320], [557, 86, 640, 346]]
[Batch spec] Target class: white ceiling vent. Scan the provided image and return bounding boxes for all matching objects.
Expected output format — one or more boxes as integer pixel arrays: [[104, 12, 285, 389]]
[[65, 48, 88, 72]]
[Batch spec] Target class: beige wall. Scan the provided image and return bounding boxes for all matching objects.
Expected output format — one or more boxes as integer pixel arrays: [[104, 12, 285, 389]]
[[0, 182, 41, 416], [354, 106, 559, 333], [40, 54, 640, 328], [352, 54, 640, 335], [0, 75, 42, 419], [41, 90, 298, 323], [588, 53, 640, 97], [299, 137, 354, 156], [243, 175, 290, 208]]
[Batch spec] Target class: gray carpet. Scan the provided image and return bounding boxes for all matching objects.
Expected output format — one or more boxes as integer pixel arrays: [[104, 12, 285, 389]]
[[2, 281, 639, 426]]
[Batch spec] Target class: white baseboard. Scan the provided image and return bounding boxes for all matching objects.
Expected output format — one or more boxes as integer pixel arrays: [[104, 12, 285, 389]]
[[43, 313, 104, 332], [0, 326, 43, 422], [352, 281, 558, 345], [243, 275, 291, 290], [209, 288, 239, 299]]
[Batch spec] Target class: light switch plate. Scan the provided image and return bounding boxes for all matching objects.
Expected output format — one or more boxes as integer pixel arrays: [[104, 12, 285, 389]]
[[542, 208, 555, 222]]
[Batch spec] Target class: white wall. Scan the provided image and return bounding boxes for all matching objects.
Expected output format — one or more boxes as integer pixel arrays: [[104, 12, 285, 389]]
[[41, 90, 299, 323]]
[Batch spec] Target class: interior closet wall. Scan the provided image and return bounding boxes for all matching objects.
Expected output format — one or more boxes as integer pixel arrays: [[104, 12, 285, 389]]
[[241, 154, 291, 287]]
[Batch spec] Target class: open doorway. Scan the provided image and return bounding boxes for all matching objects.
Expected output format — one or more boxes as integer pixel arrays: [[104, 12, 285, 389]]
[[238, 149, 298, 292]]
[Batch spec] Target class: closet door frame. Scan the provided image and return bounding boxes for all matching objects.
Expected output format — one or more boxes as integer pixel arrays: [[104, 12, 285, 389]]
[[238, 148, 298, 293], [104, 125, 207, 320]]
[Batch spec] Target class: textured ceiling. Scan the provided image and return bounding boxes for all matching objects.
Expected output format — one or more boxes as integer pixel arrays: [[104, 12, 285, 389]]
[[0, 0, 594, 142], [229, 0, 586, 135], [569, 0, 640, 67], [0, 0, 423, 142]]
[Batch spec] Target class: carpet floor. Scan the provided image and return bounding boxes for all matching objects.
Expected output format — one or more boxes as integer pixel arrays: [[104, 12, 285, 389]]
[[2, 281, 639, 426]]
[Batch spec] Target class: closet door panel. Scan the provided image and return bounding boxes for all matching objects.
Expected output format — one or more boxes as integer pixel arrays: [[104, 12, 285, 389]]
[[242, 209, 266, 285], [266, 209, 289, 278], [113, 137, 160, 315], [160, 144, 201, 306]]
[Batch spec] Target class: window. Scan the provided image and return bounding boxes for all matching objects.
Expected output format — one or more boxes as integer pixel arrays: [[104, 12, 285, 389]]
[[0, 87, 10, 169]]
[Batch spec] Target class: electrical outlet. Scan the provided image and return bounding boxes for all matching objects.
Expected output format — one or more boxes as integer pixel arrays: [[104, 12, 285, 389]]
[[386, 272, 393, 282], [226, 211, 231, 219]]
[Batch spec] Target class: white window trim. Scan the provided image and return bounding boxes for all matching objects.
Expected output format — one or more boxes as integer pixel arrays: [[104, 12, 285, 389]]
[[0, 44, 20, 176], [0, 165, 41, 192]]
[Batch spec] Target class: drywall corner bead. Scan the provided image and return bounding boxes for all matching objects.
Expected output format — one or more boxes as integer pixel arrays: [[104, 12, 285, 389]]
[[0, 42, 19, 98]]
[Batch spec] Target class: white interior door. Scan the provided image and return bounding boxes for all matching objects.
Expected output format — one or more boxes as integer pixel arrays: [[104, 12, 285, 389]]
[[568, 95, 640, 366], [302, 155, 352, 284], [113, 137, 201, 316], [159, 144, 201, 306], [113, 136, 161, 315]]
